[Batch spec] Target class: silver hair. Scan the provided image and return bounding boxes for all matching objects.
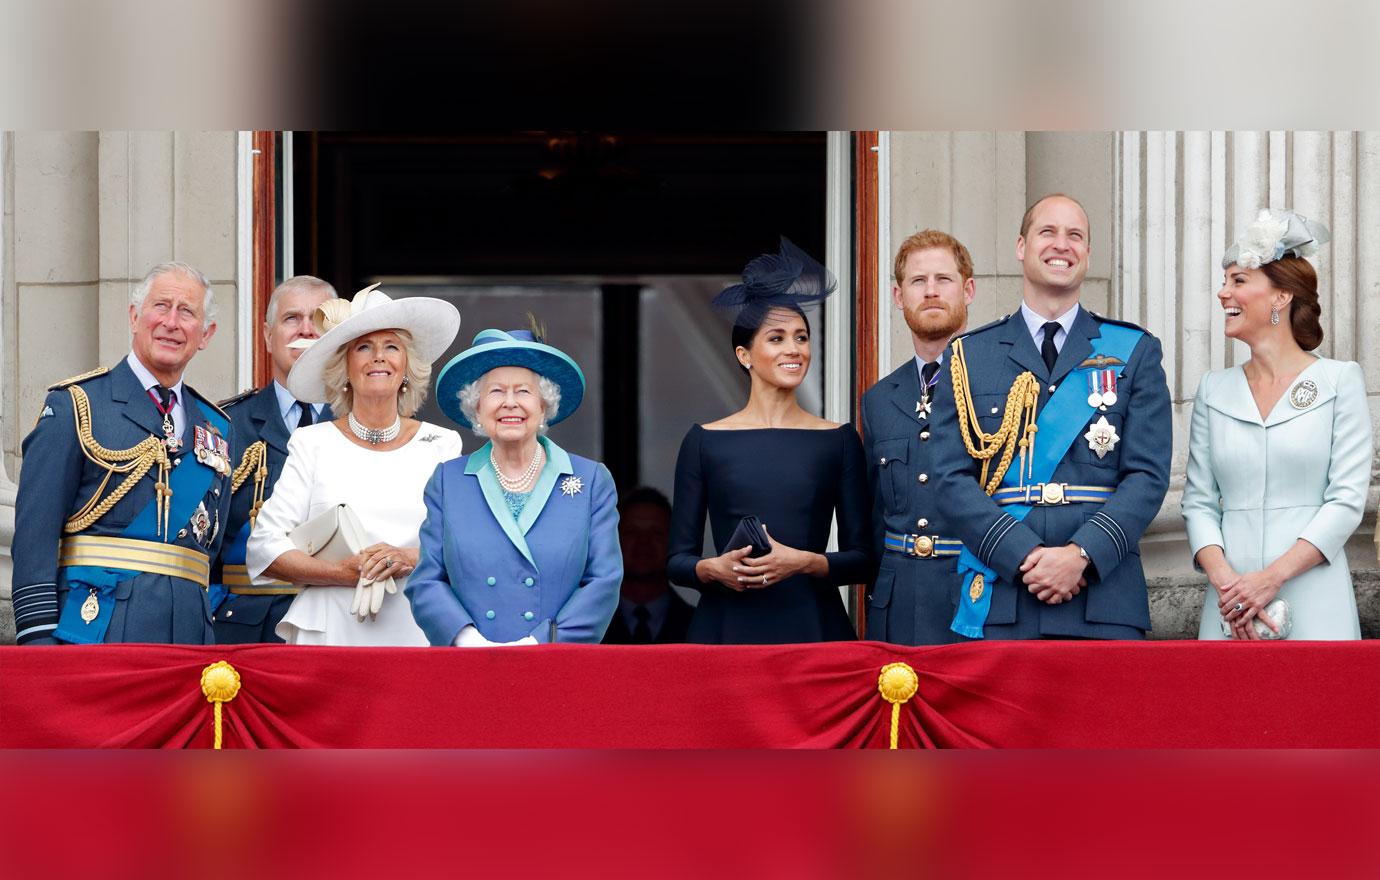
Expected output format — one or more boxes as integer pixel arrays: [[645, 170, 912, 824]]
[[265, 275, 338, 326], [129, 262, 217, 330], [457, 369, 561, 437]]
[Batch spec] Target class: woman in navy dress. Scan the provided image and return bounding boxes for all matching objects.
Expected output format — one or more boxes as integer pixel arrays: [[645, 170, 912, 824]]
[[668, 238, 873, 644]]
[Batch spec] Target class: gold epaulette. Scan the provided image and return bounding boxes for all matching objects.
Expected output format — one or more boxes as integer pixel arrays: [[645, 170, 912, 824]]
[[230, 440, 270, 528], [48, 366, 108, 391], [949, 337, 1041, 495], [63, 384, 174, 537], [218, 387, 257, 409]]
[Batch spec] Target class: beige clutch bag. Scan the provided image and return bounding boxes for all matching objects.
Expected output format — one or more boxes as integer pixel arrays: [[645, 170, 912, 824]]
[[288, 503, 366, 562], [286, 503, 397, 621]]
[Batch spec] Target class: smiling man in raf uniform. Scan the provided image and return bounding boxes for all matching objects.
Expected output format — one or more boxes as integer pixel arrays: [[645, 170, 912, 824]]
[[208, 275, 337, 643], [861, 230, 978, 644], [12, 262, 234, 645], [929, 194, 1171, 640]]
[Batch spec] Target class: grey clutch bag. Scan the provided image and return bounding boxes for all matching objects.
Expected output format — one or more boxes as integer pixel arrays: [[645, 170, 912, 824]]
[[288, 503, 366, 562], [1219, 598, 1293, 640]]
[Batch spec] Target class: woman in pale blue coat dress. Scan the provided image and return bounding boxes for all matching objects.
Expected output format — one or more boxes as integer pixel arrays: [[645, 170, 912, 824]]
[[1183, 210, 1373, 640], [406, 327, 621, 646]]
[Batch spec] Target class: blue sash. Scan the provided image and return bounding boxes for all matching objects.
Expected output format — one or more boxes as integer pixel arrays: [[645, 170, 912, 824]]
[[54, 410, 226, 644], [951, 324, 1142, 638], [207, 519, 252, 612]]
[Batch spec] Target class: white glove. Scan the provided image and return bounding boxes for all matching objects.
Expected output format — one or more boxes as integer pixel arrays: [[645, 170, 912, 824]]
[[453, 625, 497, 647], [350, 574, 397, 622]]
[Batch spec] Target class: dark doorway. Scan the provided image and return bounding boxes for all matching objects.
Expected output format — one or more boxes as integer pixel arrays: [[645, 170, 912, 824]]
[[292, 131, 829, 497]]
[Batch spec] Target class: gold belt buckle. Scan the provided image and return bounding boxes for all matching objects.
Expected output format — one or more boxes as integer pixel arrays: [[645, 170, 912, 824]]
[[1038, 482, 1068, 505], [910, 535, 935, 558]]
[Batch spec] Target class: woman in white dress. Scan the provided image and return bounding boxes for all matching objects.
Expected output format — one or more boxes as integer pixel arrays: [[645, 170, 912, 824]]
[[247, 284, 463, 645], [1183, 210, 1373, 640]]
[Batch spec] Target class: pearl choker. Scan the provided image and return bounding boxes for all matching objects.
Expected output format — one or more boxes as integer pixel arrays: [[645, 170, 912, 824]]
[[348, 412, 401, 445]]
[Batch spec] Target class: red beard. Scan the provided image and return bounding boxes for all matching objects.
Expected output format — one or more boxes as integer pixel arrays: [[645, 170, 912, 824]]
[[903, 300, 967, 341]]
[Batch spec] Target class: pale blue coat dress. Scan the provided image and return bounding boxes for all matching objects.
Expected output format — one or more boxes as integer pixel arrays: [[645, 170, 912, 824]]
[[1182, 358, 1373, 639]]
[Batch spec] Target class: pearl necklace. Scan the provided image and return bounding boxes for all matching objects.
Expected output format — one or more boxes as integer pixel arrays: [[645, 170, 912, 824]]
[[492, 445, 544, 491], [348, 412, 401, 446]]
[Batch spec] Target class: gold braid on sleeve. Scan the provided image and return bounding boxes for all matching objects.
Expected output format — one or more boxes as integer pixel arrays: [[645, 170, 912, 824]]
[[230, 441, 270, 529], [63, 385, 173, 537], [949, 338, 1042, 495]]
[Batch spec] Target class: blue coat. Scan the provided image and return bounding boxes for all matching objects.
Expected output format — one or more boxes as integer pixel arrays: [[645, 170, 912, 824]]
[[209, 386, 331, 643], [928, 308, 1171, 639], [406, 437, 622, 645], [11, 359, 234, 644], [861, 359, 969, 645]]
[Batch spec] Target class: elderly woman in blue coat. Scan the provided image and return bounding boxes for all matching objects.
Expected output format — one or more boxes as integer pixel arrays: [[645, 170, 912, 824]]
[[406, 327, 621, 646]]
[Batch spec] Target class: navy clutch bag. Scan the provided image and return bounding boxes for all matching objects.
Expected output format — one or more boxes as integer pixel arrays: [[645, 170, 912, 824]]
[[727, 515, 771, 557]]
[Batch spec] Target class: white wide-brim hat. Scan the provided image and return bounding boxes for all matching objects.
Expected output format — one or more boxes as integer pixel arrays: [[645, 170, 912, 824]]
[[285, 283, 462, 403]]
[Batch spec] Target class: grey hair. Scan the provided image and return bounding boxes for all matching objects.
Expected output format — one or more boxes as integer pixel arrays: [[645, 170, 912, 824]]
[[130, 262, 217, 330], [266, 275, 338, 326], [320, 329, 433, 419], [457, 370, 561, 437]]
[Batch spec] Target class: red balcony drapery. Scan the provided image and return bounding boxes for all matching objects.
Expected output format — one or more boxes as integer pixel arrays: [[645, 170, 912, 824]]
[[2, 641, 1377, 748]]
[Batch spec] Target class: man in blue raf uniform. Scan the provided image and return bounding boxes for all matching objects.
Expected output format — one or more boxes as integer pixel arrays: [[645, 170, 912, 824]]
[[929, 194, 1171, 640], [861, 230, 977, 644], [11, 262, 234, 645], [210, 275, 337, 643]]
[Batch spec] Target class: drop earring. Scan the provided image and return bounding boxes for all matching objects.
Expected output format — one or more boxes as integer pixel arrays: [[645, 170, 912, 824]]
[[1270, 307, 1281, 326]]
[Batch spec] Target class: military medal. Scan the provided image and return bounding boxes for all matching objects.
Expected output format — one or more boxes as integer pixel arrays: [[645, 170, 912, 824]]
[[1084, 415, 1121, 459], [194, 426, 232, 476], [1289, 378, 1318, 409], [969, 574, 985, 602], [1086, 369, 1118, 410], [190, 501, 211, 544], [149, 387, 182, 451], [80, 589, 100, 624]]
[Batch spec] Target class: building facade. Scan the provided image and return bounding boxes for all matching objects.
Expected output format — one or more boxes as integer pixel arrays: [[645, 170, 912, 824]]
[[2, 130, 1376, 641]]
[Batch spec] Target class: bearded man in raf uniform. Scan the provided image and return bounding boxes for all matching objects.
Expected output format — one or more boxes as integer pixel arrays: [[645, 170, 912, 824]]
[[929, 194, 1171, 640], [11, 262, 234, 645]]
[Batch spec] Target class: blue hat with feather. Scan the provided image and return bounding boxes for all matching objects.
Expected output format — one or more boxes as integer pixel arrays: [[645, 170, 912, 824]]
[[435, 323, 586, 430]]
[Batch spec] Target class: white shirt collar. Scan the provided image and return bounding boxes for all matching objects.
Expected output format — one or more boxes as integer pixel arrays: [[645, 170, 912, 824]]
[[125, 352, 185, 405], [1019, 300, 1081, 350]]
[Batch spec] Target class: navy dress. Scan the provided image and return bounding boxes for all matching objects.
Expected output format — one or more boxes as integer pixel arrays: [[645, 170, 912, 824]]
[[667, 425, 873, 644]]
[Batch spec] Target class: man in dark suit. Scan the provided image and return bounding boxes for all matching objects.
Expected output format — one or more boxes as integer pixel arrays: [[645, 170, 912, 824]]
[[602, 487, 694, 644], [209, 275, 337, 643], [861, 230, 977, 644], [929, 193, 1171, 639], [12, 262, 233, 644]]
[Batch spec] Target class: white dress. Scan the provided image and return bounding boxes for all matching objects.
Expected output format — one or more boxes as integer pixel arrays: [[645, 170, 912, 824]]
[[1182, 358, 1372, 640], [246, 421, 464, 645]]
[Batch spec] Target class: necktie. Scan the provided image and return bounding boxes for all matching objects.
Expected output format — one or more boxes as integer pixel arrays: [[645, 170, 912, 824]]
[[920, 360, 940, 389], [151, 385, 179, 449], [631, 605, 653, 644], [1041, 322, 1061, 373], [296, 401, 314, 429]]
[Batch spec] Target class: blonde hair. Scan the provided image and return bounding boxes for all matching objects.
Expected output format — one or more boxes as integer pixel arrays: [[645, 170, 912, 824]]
[[322, 328, 432, 419]]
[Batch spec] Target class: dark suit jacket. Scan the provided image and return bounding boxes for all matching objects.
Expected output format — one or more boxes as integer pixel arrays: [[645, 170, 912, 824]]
[[601, 589, 695, 644], [928, 307, 1171, 639], [860, 358, 967, 645], [211, 386, 330, 643]]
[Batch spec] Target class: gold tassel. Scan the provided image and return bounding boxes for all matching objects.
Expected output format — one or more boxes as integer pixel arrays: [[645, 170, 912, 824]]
[[877, 662, 919, 750], [200, 661, 242, 750]]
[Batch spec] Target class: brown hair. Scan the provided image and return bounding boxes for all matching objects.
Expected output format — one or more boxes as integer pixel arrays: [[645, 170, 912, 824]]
[[893, 230, 974, 284], [1019, 192, 1090, 241], [1260, 256, 1324, 350]]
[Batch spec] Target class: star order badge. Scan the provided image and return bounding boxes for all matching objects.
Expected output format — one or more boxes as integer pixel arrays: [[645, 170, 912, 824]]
[[1084, 416, 1120, 460], [559, 475, 584, 497]]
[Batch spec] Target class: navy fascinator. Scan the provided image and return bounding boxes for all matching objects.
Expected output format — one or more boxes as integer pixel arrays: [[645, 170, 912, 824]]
[[712, 237, 837, 328]]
